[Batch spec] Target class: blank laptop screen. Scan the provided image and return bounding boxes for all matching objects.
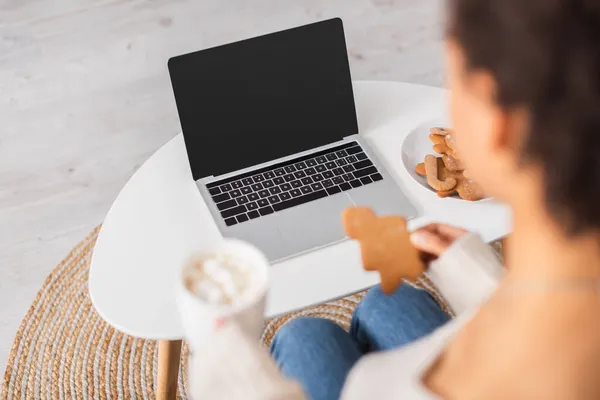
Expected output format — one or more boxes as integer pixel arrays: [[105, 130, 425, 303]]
[[168, 18, 358, 181]]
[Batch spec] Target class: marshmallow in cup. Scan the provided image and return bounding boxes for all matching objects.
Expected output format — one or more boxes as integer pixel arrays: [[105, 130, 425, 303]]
[[176, 238, 269, 353]]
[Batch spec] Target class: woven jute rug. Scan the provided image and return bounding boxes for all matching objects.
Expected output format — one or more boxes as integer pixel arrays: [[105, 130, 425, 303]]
[[1, 226, 501, 399]]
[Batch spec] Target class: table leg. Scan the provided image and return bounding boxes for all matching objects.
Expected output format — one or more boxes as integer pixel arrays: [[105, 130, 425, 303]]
[[157, 339, 182, 400], [501, 236, 509, 260]]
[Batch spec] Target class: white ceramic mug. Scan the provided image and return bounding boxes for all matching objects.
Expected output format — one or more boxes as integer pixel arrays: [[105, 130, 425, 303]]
[[176, 238, 269, 354]]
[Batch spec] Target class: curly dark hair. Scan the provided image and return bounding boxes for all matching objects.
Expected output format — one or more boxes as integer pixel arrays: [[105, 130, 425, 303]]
[[448, 0, 600, 234]]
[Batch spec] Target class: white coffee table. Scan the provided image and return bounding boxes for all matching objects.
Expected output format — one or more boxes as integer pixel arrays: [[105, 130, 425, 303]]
[[89, 80, 511, 399]]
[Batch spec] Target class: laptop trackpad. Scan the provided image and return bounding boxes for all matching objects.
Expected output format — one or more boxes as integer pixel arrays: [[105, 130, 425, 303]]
[[275, 193, 352, 261]]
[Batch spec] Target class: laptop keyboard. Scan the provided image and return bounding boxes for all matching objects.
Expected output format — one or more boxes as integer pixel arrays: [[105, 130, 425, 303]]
[[206, 142, 383, 226]]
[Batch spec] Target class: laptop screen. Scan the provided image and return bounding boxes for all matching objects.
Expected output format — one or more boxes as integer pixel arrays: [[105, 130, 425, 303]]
[[168, 18, 358, 180]]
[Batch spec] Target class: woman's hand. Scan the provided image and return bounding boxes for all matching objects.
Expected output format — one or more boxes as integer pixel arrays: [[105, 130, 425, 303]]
[[410, 223, 468, 259]]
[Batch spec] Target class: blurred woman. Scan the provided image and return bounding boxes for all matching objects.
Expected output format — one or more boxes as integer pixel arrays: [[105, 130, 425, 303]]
[[194, 1, 600, 398]]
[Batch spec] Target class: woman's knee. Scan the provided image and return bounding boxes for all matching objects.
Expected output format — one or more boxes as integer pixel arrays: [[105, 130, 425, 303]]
[[351, 284, 450, 351], [270, 317, 347, 358], [354, 284, 424, 320]]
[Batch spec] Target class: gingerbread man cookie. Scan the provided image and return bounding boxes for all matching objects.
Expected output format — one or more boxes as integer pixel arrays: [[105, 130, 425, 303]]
[[457, 178, 485, 201], [429, 134, 445, 145], [429, 134, 452, 155], [442, 154, 465, 172], [424, 155, 457, 192], [430, 127, 453, 136], [342, 207, 424, 294]]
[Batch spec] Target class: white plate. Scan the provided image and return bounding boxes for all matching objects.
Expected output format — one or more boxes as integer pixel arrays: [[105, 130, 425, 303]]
[[400, 117, 490, 202]]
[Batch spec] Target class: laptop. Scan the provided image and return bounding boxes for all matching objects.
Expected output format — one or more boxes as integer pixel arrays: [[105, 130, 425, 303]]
[[168, 18, 416, 262]]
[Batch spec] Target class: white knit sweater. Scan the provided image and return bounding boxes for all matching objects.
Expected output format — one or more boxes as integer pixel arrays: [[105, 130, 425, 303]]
[[188, 233, 504, 399]]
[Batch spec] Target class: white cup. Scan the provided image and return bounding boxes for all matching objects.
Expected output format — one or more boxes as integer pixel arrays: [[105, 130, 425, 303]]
[[176, 238, 269, 354]]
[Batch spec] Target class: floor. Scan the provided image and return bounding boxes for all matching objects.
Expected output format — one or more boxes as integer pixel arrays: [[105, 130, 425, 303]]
[[0, 0, 444, 376]]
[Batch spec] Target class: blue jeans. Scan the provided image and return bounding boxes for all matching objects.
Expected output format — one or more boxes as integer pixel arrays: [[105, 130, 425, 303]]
[[270, 284, 450, 400]]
